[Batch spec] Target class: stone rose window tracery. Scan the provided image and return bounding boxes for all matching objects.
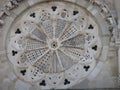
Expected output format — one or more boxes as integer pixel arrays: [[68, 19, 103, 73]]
[[5, 0, 116, 89]]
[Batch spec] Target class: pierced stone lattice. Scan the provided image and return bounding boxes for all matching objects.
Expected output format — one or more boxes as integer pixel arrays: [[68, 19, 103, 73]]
[[7, 1, 102, 89]]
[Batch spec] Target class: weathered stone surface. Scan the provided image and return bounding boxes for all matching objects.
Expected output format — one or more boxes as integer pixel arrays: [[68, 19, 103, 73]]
[[0, 0, 119, 89]]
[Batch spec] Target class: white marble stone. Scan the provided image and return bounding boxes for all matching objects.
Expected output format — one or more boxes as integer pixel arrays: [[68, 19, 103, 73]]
[[0, 0, 119, 89], [14, 80, 31, 90]]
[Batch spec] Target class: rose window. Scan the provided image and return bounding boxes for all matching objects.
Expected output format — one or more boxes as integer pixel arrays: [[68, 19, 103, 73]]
[[6, 1, 105, 89]]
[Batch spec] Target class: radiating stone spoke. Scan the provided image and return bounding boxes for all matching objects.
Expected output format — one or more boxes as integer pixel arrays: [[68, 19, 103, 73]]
[[24, 48, 49, 65], [30, 26, 47, 43], [57, 50, 74, 70], [59, 47, 85, 61], [25, 39, 47, 51], [55, 19, 68, 38], [33, 50, 52, 73], [26, 36, 46, 45], [55, 50, 64, 71], [59, 24, 81, 42], [32, 49, 50, 66], [58, 22, 73, 39], [61, 34, 85, 48], [52, 51, 57, 73], [21, 21, 47, 42], [61, 45, 84, 50], [40, 19, 54, 39]]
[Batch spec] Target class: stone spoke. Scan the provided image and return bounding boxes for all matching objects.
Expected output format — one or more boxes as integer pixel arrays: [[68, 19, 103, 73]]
[[33, 50, 53, 73], [55, 19, 68, 38], [40, 19, 54, 39], [59, 24, 82, 42], [58, 22, 73, 39], [26, 36, 47, 45], [57, 49, 74, 70], [61, 34, 85, 48], [55, 50, 65, 71], [24, 48, 49, 65], [52, 51, 57, 73], [21, 21, 47, 42], [32, 49, 50, 65], [25, 39, 47, 51], [59, 46, 85, 61], [30, 26, 48, 43]]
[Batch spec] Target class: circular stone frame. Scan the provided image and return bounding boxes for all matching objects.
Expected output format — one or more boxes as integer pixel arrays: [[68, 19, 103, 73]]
[[5, 0, 116, 89]]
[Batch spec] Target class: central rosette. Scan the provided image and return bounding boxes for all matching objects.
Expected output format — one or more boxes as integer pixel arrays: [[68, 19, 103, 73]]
[[48, 39, 60, 50]]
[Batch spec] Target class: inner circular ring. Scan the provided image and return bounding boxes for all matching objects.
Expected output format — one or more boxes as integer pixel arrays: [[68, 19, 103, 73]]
[[51, 41, 58, 49], [48, 39, 60, 50]]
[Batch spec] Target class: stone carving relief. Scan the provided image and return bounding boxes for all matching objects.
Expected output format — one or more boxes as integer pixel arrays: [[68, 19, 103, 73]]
[[0, 0, 118, 89]]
